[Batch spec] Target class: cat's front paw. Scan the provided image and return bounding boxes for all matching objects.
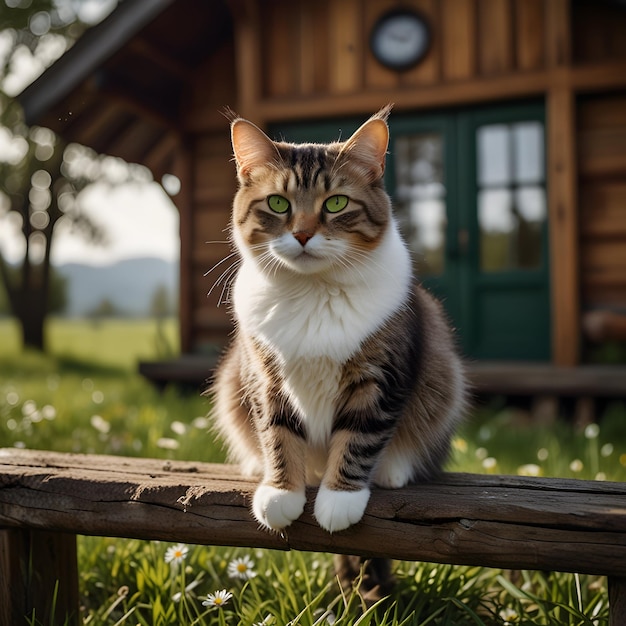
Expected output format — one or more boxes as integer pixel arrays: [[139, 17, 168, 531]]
[[253, 484, 306, 531], [314, 485, 370, 533]]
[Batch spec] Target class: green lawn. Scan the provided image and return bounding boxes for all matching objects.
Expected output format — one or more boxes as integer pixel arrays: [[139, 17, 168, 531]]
[[0, 316, 179, 370], [1, 318, 625, 625]]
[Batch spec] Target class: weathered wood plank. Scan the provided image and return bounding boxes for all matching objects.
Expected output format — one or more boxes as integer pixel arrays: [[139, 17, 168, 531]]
[[1, 449, 626, 577]]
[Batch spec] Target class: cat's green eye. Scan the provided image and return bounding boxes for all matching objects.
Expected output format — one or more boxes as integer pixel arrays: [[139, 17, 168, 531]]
[[267, 195, 290, 214], [324, 195, 349, 213]]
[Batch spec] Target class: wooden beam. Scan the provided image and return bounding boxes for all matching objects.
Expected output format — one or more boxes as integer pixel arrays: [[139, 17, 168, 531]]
[[2, 449, 626, 578], [183, 55, 626, 132], [547, 86, 580, 366], [250, 70, 552, 123], [128, 37, 195, 83]]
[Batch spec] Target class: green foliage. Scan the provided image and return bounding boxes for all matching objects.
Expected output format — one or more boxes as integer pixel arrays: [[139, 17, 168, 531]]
[[1, 322, 624, 625]]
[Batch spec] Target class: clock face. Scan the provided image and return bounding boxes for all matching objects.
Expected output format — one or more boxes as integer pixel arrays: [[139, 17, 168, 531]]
[[370, 10, 430, 71]]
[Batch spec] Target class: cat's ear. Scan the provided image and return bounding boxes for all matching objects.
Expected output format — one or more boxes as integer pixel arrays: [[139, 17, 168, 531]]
[[231, 119, 280, 181], [339, 106, 391, 183]]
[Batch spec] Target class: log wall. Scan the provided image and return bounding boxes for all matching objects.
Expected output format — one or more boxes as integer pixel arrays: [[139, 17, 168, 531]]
[[578, 93, 626, 312]]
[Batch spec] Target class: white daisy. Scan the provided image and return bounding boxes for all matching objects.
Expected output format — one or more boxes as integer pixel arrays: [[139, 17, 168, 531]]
[[227, 555, 257, 580], [499, 607, 519, 624], [202, 589, 233, 609], [164, 543, 188, 565]]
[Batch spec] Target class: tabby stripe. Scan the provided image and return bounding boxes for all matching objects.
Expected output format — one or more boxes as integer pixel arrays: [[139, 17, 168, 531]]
[[267, 406, 306, 439], [333, 411, 396, 435]]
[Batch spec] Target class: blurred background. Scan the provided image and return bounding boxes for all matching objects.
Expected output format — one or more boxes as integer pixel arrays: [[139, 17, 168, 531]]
[[1, 0, 625, 423], [1, 3, 626, 624]]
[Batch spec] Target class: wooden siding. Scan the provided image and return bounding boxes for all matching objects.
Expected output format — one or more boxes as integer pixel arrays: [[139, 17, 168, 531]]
[[578, 94, 626, 311], [258, 0, 546, 102]]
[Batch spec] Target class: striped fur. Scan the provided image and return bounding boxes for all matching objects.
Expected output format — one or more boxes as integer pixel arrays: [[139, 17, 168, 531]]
[[211, 108, 467, 540]]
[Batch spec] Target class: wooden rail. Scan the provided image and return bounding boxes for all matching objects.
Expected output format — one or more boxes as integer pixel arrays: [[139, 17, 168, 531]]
[[1, 448, 625, 625]]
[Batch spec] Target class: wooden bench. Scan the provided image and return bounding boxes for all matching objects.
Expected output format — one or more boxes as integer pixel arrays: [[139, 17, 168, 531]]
[[1, 448, 625, 625]]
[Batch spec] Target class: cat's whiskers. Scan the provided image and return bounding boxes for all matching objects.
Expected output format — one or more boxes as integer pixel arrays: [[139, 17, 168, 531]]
[[207, 243, 266, 306]]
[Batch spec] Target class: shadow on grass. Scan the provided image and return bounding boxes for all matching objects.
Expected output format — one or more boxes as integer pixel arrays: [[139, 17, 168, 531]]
[[0, 350, 130, 379]]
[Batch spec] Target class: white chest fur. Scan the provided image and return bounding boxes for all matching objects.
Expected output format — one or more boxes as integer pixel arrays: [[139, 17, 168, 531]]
[[233, 222, 412, 442]]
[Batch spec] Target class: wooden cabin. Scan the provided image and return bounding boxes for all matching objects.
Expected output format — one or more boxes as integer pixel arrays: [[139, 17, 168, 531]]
[[17, 0, 626, 393]]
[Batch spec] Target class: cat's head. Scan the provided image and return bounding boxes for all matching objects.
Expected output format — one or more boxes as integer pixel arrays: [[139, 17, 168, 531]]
[[229, 106, 393, 276]]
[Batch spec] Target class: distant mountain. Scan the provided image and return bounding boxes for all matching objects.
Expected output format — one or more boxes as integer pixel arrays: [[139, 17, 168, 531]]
[[56, 257, 178, 317]]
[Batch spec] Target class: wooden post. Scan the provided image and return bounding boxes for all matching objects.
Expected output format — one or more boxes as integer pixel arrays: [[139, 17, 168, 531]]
[[609, 577, 626, 626], [609, 576, 626, 626], [0, 528, 79, 626], [547, 86, 580, 366], [545, 0, 580, 367]]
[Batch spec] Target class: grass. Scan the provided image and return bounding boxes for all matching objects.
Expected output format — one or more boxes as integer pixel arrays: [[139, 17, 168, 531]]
[[1, 318, 625, 625], [0, 316, 179, 370]]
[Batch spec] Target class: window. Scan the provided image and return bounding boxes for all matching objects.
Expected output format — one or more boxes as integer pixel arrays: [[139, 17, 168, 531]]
[[476, 121, 546, 272]]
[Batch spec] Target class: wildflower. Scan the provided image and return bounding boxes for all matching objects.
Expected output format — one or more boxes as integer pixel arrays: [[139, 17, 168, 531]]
[[90, 415, 110, 434], [41, 405, 56, 420], [192, 416, 210, 429], [202, 589, 233, 608], [171, 420, 187, 435], [482, 456, 497, 471], [537, 448, 549, 461], [601, 443, 614, 457], [92, 390, 104, 404], [499, 607, 519, 624], [517, 464, 542, 477], [172, 578, 201, 602], [157, 437, 180, 450], [22, 400, 37, 416], [569, 459, 584, 473], [253, 616, 272, 626], [584, 423, 600, 439], [452, 437, 468, 453], [228, 555, 257, 580], [164, 543, 188, 565], [475, 447, 488, 460]]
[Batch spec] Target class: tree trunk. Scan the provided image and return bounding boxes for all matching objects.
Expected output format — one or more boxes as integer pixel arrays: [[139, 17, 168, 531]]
[[19, 299, 46, 350]]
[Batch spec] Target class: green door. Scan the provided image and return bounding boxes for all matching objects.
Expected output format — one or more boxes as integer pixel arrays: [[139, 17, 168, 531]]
[[271, 102, 551, 361]]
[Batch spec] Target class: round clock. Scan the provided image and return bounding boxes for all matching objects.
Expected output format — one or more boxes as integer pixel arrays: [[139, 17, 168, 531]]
[[370, 9, 431, 71]]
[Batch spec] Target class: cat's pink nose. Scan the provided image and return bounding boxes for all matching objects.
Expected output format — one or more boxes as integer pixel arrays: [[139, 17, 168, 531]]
[[293, 232, 313, 247]]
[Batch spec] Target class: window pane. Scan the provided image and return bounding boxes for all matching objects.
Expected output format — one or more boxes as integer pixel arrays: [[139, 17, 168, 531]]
[[478, 186, 545, 272], [513, 122, 544, 184], [477, 124, 511, 186], [394, 134, 446, 276]]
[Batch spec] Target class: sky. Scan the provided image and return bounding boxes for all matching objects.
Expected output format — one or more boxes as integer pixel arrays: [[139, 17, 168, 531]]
[[0, 0, 180, 268]]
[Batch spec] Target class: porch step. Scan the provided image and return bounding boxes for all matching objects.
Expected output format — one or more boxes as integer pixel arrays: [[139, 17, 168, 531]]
[[139, 356, 626, 398]]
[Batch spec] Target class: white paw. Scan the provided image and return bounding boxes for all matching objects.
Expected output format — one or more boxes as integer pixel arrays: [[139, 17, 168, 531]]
[[253, 484, 306, 531], [314, 485, 370, 533], [374, 455, 413, 488]]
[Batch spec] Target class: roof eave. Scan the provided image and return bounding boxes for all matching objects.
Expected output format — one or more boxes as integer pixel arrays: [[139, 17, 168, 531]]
[[16, 0, 177, 126]]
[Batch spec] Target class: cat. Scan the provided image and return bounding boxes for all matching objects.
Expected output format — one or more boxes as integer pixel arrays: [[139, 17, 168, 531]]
[[210, 106, 467, 593]]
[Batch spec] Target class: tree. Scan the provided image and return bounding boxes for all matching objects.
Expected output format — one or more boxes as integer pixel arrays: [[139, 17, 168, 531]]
[[0, 0, 138, 350]]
